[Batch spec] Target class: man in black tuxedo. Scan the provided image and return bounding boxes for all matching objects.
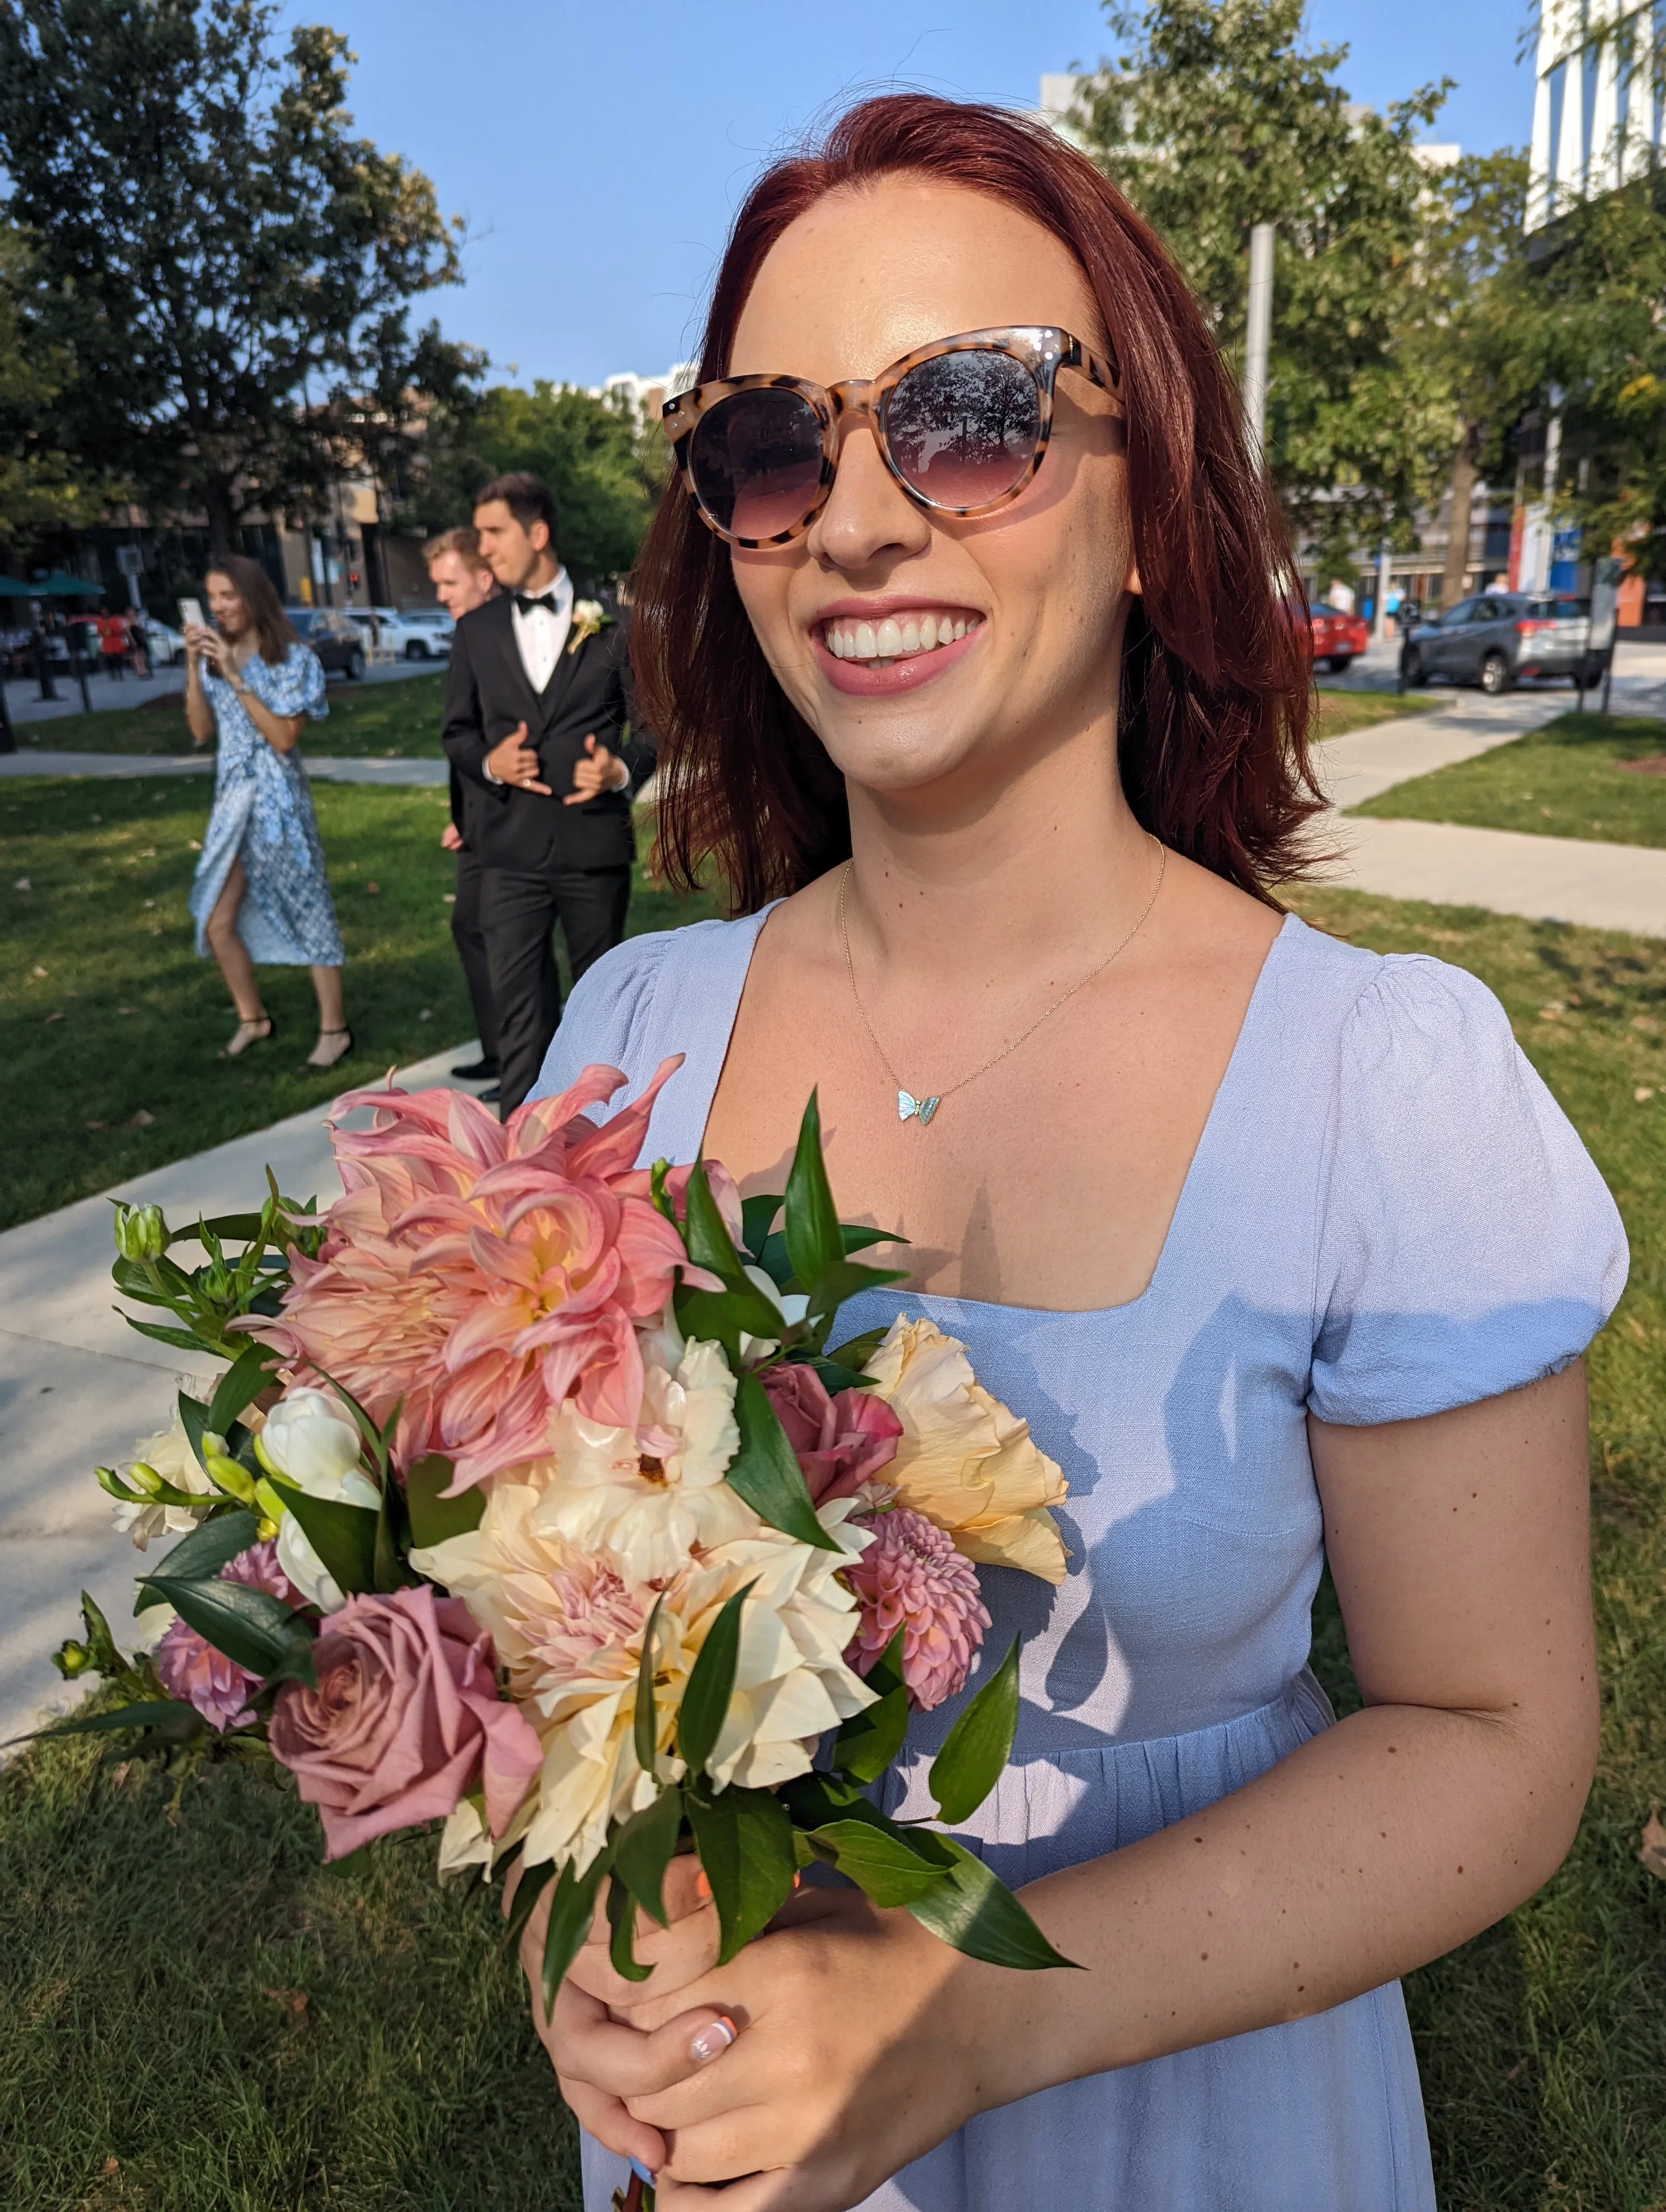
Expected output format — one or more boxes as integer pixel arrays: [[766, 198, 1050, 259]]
[[425, 526, 501, 1095], [442, 473, 653, 1116]]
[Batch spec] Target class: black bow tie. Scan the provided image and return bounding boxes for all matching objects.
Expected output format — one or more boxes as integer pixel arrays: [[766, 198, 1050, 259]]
[[515, 591, 560, 618]]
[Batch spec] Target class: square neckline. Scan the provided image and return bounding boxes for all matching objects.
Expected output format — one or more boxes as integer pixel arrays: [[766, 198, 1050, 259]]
[[693, 902, 1303, 1323]]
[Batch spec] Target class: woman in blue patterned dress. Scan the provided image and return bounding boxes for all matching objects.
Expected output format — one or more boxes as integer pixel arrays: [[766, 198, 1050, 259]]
[[184, 555, 351, 1069]]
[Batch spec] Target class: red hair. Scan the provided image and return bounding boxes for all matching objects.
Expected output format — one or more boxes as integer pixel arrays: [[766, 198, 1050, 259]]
[[635, 93, 1322, 914]]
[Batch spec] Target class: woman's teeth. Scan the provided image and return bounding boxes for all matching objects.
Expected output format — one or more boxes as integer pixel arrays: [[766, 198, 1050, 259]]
[[821, 610, 981, 664]]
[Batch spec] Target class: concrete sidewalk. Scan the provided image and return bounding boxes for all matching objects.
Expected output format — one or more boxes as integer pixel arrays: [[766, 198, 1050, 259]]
[[1, 749, 448, 785], [0, 1038, 484, 1749]]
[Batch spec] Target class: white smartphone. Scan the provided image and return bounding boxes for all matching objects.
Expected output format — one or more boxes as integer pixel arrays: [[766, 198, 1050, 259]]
[[178, 596, 206, 634]]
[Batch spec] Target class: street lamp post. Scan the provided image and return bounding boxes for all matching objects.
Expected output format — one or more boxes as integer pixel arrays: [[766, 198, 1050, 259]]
[[1241, 223, 1275, 467]]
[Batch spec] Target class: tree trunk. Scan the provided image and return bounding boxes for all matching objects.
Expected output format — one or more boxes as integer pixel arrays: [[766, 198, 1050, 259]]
[[1441, 437, 1479, 609], [204, 483, 237, 558]]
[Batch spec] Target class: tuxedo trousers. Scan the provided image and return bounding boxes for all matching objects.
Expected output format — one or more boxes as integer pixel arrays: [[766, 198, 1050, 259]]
[[450, 848, 499, 1072], [479, 859, 632, 1115]]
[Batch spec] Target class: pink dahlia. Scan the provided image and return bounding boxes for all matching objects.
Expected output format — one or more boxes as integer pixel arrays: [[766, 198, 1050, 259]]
[[761, 1363, 903, 1504], [845, 1507, 992, 1712], [251, 1059, 717, 1491], [153, 1540, 299, 1732]]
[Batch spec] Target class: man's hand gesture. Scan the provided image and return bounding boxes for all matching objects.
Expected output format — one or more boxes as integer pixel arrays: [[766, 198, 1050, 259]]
[[485, 722, 552, 795], [564, 731, 627, 805]]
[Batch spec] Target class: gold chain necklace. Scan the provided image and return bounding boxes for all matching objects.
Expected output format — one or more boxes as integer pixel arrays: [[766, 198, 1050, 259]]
[[837, 838, 1167, 1127]]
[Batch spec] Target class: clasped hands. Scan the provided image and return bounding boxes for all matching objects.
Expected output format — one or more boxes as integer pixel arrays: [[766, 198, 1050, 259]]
[[485, 723, 626, 803], [516, 1855, 1016, 2211]]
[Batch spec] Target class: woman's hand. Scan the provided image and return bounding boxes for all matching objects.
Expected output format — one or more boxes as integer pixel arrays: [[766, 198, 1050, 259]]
[[544, 1877, 1025, 2211]]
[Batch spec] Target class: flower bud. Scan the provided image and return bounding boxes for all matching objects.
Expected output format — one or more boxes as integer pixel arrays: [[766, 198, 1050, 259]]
[[254, 1477, 290, 1525], [54, 1638, 92, 1678], [113, 1202, 167, 1263], [127, 1460, 165, 1498], [204, 1453, 257, 1504]]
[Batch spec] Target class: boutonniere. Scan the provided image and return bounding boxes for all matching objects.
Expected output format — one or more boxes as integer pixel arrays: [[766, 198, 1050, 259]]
[[566, 600, 611, 655]]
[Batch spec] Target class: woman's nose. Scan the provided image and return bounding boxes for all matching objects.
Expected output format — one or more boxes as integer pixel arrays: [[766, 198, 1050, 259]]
[[808, 419, 932, 574]]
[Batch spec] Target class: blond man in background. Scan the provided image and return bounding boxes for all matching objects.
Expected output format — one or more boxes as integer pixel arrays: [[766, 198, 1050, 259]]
[[425, 527, 502, 1096]]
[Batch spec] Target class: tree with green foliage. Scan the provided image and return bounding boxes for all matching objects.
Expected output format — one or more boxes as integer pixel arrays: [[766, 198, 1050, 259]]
[[407, 381, 663, 593], [0, 0, 464, 551], [0, 220, 109, 555], [1074, 0, 1454, 561]]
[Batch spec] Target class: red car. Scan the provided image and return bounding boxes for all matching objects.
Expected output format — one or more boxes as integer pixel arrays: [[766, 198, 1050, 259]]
[[1302, 600, 1369, 674]]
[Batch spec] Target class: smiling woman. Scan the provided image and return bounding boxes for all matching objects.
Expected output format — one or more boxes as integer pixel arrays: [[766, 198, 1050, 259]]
[[525, 92, 1625, 2212]]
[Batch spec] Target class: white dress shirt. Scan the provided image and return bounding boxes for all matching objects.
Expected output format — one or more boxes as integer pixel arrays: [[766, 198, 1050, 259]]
[[511, 563, 573, 693]]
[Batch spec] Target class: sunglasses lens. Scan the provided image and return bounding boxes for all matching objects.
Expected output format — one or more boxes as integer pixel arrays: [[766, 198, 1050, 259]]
[[687, 388, 824, 541], [885, 349, 1041, 510]]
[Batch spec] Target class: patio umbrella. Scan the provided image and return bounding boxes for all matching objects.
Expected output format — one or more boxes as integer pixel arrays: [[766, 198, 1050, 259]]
[[35, 571, 104, 596], [0, 577, 38, 596]]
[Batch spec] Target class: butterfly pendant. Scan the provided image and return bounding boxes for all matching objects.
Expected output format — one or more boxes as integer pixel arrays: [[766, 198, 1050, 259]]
[[897, 1089, 941, 1127]]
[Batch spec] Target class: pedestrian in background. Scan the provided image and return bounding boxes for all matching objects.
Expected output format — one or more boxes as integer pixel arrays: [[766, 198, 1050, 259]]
[[424, 525, 502, 1097], [441, 473, 654, 1116], [183, 553, 351, 1068]]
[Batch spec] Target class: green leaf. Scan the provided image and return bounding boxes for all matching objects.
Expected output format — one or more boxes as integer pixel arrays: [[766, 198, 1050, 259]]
[[137, 1577, 315, 1683], [677, 1582, 752, 1778], [726, 1374, 840, 1552], [503, 1858, 555, 1958], [404, 1454, 484, 1549], [685, 1785, 798, 1964], [675, 1276, 786, 1352], [905, 1836, 1080, 1971], [806, 1257, 909, 1322], [606, 1869, 651, 1982], [826, 1324, 891, 1374], [613, 1784, 684, 1928], [780, 1769, 869, 1828], [272, 1482, 378, 1602], [784, 1090, 844, 1295], [634, 1594, 665, 1778], [133, 1507, 261, 1613], [928, 1637, 1022, 1825], [118, 1317, 211, 1353], [193, 1212, 266, 1244], [12, 1699, 202, 1748], [805, 1356, 877, 1394], [541, 1852, 610, 2014], [176, 1392, 214, 1471], [208, 1341, 281, 1435], [739, 1191, 783, 1263], [829, 1679, 911, 1784], [761, 1225, 906, 1292], [682, 1159, 746, 1278], [806, 1818, 952, 1907]]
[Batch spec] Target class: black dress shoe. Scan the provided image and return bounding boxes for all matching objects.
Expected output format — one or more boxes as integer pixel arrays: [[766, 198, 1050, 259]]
[[479, 1085, 501, 1104], [451, 1058, 499, 1080]]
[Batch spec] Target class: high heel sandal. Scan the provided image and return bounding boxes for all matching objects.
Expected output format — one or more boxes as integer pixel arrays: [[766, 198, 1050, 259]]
[[221, 1012, 275, 1059], [305, 1025, 354, 1071]]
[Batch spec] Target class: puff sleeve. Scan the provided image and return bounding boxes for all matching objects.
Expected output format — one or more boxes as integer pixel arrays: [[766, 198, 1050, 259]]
[[1308, 955, 1627, 1426]]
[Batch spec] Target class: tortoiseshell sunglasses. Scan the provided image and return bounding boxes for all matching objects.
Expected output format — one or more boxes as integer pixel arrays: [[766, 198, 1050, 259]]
[[661, 325, 1123, 549]]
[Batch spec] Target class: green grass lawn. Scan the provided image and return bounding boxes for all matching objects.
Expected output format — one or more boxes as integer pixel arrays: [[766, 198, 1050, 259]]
[[0, 774, 715, 1230], [10, 671, 448, 757], [1313, 687, 1437, 738], [4, 872, 1666, 2208], [1353, 711, 1666, 848]]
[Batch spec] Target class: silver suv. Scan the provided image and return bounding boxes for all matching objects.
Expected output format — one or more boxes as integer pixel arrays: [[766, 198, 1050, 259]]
[[1400, 592, 1594, 695]]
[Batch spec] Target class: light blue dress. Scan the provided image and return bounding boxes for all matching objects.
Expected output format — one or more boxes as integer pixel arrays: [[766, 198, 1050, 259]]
[[188, 642, 344, 967], [533, 906, 1627, 2212]]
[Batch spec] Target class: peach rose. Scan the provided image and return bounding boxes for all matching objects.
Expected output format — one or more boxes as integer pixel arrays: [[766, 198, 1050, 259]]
[[270, 1585, 542, 1860]]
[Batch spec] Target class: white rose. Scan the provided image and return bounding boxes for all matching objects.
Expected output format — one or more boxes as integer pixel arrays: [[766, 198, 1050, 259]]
[[256, 1387, 379, 1610], [112, 1406, 215, 1550]]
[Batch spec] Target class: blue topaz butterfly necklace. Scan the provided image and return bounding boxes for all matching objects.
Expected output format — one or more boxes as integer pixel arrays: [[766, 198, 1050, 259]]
[[837, 839, 1167, 1129]]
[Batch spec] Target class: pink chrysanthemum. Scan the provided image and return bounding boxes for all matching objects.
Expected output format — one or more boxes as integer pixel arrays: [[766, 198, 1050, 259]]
[[845, 1507, 991, 1712], [154, 1540, 298, 1732], [249, 1059, 719, 1491]]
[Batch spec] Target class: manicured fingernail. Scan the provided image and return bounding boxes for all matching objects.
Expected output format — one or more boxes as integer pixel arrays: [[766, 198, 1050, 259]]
[[695, 1868, 712, 1900], [689, 2016, 736, 2064]]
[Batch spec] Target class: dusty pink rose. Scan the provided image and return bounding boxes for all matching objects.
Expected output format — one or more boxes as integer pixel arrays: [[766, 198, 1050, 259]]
[[845, 1507, 991, 1712], [268, 1585, 542, 1860], [154, 1540, 298, 1732], [251, 1059, 720, 1490], [760, 1364, 903, 1503]]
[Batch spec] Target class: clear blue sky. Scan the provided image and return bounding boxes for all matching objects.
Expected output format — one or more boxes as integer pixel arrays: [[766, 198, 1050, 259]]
[[289, 0, 1537, 389]]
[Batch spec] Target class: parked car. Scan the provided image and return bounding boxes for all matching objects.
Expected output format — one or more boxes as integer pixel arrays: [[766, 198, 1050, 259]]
[[1301, 599, 1370, 674], [399, 608, 456, 656], [1399, 592, 1595, 696], [289, 606, 367, 679], [136, 615, 185, 666], [346, 606, 452, 659]]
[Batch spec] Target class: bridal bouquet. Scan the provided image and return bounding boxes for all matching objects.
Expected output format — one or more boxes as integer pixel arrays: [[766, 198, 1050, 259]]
[[48, 1061, 1074, 2036]]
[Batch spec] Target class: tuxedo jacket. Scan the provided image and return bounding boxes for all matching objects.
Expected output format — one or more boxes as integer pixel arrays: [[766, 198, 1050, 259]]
[[441, 597, 654, 873]]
